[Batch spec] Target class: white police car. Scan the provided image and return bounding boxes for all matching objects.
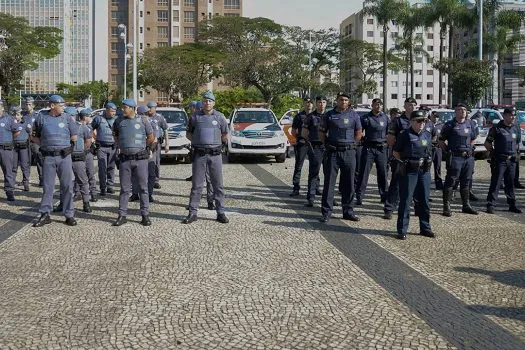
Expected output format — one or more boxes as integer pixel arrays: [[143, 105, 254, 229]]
[[227, 107, 288, 163], [156, 107, 191, 162], [469, 109, 503, 159]]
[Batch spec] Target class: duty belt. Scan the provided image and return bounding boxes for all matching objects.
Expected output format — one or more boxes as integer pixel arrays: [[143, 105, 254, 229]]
[[97, 142, 115, 149], [71, 153, 86, 162], [364, 141, 387, 149], [0, 143, 14, 150], [497, 154, 517, 161], [326, 144, 356, 152], [193, 147, 222, 156], [41, 147, 73, 158], [119, 149, 149, 161], [14, 141, 29, 149], [403, 157, 432, 171], [451, 150, 472, 157]]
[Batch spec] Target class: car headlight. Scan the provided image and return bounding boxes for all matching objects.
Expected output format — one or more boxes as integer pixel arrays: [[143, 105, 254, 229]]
[[274, 131, 285, 137], [231, 130, 244, 137]]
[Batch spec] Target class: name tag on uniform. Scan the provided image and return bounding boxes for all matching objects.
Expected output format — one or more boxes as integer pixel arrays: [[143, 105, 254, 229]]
[[134, 124, 141, 130], [212, 120, 218, 125], [512, 133, 517, 139]]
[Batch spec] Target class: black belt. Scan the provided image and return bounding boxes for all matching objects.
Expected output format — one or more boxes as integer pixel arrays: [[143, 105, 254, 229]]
[[97, 142, 115, 149], [364, 141, 387, 148], [326, 144, 356, 152], [14, 142, 29, 149], [451, 151, 472, 157], [119, 149, 149, 161], [0, 144, 14, 150], [496, 154, 517, 161], [72, 153, 86, 162], [194, 147, 222, 156], [41, 147, 73, 158]]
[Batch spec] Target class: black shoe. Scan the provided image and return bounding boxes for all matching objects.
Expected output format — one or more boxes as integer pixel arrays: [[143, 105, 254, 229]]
[[82, 201, 92, 213], [315, 189, 322, 196], [112, 216, 127, 226], [343, 213, 360, 222], [319, 215, 330, 223], [153, 183, 161, 189], [141, 215, 151, 226], [515, 182, 525, 189], [289, 190, 300, 197], [420, 230, 436, 238], [383, 212, 392, 220], [185, 176, 192, 181], [38, 181, 43, 187], [6, 192, 15, 202], [486, 206, 494, 214], [23, 183, 29, 192], [305, 200, 314, 207], [129, 194, 139, 202], [216, 213, 229, 223], [333, 199, 340, 206], [100, 189, 106, 196], [90, 194, 98, 202], [53, 202, 63, 213], [33, 213, 51, 227], [65, 217, 77, 226], [73, 193, 82, 201], [356, 198, 363, 205], [149, 195, 155, 203], [207, 201, 215, 210], [469, 191, 479, 202], [462, 206, 479, 215], [182, 214, 198, 224], [509, 206, 523, 214], [380, 197, 386, 204], [106, 187, 114, 194], [428, 198, 433, 202], [397, 233, 407, 240]]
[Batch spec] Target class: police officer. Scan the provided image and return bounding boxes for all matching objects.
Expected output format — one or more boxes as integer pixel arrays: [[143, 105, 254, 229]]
[[91, 102, 118, 196], [290, 97, 314, 196], [439, 103, 479, 217], [355, 98, 389, 205], [383, 98, 416, 219], [430, 111, 444, 190], [0, 103, 20, 201], [23, 97, 43, 186], [79, 109, 98, 202], [485, 108, 522, 213], [183, 91, 229, 224], [394, 110, 434, 240], [146, 101, 169, 189], [301, 95, 326, 207], [11, 106, 32, 192], [32, 95, 78, 227], [112, 99, 155, 227], [319, 92, 362, 223]]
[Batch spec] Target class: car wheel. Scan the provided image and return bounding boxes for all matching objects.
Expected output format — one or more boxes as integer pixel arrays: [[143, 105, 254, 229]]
[[227, 152, 237, 163], [275, 153, 286, 163], [183, 155, 192, 164]]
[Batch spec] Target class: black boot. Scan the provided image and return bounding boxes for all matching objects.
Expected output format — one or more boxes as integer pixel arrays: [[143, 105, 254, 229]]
[[469, 190, 479, 202], [442, 188, 452, 217], [112, 216, 127, 226], [83, 201, 92, 213], [53, 202, 63, 213], [461, 189, 478, 215], [207, 201, 215, 210], [141, 215, 151, 226], [33, 213, 51, 227], [6, 191, 15, 202], [90, 193, 98, 202], [129, 194, 139, 202], [23, 182, 29, 192], [182, 213, 198, 224], [509, 200, 523, 213]]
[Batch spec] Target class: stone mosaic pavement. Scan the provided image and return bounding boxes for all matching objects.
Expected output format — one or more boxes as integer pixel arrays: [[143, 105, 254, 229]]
[[0, 156, 523, 349]]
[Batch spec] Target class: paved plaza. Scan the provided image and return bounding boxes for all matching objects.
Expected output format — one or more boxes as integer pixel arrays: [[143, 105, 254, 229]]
[[0, 157, 524, 349]]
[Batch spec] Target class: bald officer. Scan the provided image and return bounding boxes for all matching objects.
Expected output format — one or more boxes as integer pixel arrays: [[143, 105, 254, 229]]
[[91, 102, 118, 196], [112, 99, 155, 227], [32, 95, 78, 227]]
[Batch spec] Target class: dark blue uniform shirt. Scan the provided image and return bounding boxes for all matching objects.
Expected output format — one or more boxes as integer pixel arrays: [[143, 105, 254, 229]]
[[302, 111, 324, 144], [394, 128, 433, 160], [439, 119, 478, 152], [487, 120, 521, 155], [361, 111, 389, 143], [320, 108, 362, 145]]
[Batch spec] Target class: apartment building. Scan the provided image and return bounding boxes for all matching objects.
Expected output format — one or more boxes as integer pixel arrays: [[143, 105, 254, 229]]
[[109, 0, 243, 103], [339, 5, 448, 109], [0, 0, 109, 96]]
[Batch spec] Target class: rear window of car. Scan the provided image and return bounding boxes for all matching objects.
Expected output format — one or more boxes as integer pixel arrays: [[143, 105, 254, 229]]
[[233, 111, 277, 124], [435, 111, 454, 123], [160, 110, 188, 124]]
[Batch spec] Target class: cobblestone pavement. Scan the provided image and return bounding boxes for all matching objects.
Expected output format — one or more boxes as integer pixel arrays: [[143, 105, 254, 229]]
[[0, 157, 523, 349]]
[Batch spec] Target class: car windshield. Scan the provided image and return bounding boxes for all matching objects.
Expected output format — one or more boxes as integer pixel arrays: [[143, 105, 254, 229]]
[[355, 110, 370, 118], [160, 110, 188, 124], [516, 111, 525, 123], [434, 111, 455, 123], [233, 111, 277, 124]]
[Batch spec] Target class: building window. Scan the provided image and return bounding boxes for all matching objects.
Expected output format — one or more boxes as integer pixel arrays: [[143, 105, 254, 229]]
[[427, 45, 434, 51], [158, 0, 168, 5], [173, 26, 179, 38], [427, 33, 434, 39], [402, 81, 407, 86], [414, 70, 422, 75], [224, 13, 240, 17], [367, 18, 374, 25], [140, 27, 143, 34], [184, 11, 195, 22], [391, 94, 398, 100], [415, 57, 422, 63], [158, 26, 168, 38], [426, 94, 433, 100], [111, 42, 118, 53], [415, 82, 422, 88], [157, 42, 168, 47], [427, 69, 433, 75], [415, 94, 422, 100], [173, 10, 179, 21], [140, 11, 143, 17], [367, 31, 374, 37], [391, 81, 398, 87], [111, 11, 125, 21], [427, 82, 434, 88], [503, 90, 513, 98], [380, 31, 384, 37], [184, 27, 196, 39], [391, 32, 398, 38], [140, 43, 143, 50], [111, 27, 119, 36], [184, 0, 195, 6], [224, 0, 241, 9], [158, 10, 169, 22]]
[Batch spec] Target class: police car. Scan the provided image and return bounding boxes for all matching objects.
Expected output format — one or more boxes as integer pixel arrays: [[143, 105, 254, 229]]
[[156, 107, 191, 162], [279, 109, 299, 158], [516, 111, 525, 156], [429, 108, 455, 124], [470, 108, 503, 159], [227, 106, 288, 163]]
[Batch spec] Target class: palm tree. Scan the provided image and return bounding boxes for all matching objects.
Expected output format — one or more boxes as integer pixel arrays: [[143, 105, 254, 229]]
[[363, 0, 405, 109], [391, 34, 430, 97]]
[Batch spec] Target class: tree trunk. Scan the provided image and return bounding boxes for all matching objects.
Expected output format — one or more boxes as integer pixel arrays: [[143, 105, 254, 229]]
[[383, 25, 388, 110], [405, 52, 409, 98], [410, 44, 414, 98], [448, 27, 453, 106], [498, 60, 502, 104], [439, 24, 445, 105]]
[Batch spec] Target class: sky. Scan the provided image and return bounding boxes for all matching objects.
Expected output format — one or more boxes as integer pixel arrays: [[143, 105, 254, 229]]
[[243, 0, 364, 31]]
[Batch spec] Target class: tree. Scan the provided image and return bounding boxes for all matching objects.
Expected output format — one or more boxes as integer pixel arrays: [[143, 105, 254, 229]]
[[363, 0, 405, 109], [436, 58, 493, 106], [56, 81, 109, 108], [139, 43, 223, 102], [0, 13, 62, 96], [340, 38, 403, 103]]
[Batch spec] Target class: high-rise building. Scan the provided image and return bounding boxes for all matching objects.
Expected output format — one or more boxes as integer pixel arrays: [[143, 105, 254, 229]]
[[339, 4, 448, 109], [109, 0, 243, 103], [0, 0, 109, 95]]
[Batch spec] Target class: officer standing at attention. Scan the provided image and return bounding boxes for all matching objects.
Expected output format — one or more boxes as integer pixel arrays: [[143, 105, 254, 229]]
[[485, 108, 522, 214], [112, 99, 155, 227], [0, 103, 20, 201], [11, 106, 32, 192], [355, 98, 389, 205], [438, 103, 479, 217], [183, 91, 229, 224], [430, 111, 444, 190], [32, 95, 78, 227], [301, 95, 327, 207], [23, 97, 43, 187], [146, 101, 169, 189], [79, 109, 98, 202], [383, 98, 416, 219], [91, 102, 118, 196], [318, 92, 362, 223], [394, 110, 434, 240], [290, 97, 314, 196]]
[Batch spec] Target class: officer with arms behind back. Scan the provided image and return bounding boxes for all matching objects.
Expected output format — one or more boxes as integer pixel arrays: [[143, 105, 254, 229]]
[[146, 101, 169, 189], [0, 103, 20, 201], [318, 92, 363, 223], [485, 108, 522, 214], [32, 95, 79, 227], [290, 97, 315, 196], [183, 91, 229, 224], [91, 102, 118, 196], [438, 103, 479, 217], [112, 99, 155, 226], [11, 106, 32, 192], [394, 110, 434, 240]]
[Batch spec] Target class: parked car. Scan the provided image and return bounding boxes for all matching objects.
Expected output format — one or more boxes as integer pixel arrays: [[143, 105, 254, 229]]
[[469, 109, 503, 159], [429, 108, 455, 124], [279, 109, 299, 157], [227, 107, 288, 163], [516, 111, 525, 155], [155, 107, 191, 162]]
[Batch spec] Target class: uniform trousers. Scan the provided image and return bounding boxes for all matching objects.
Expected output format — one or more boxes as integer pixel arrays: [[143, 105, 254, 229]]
[[306, 145, 323, 201], [97, 145, 117, 190], [487, 156, 517, 207], [321, 148, 356, 217], [356, 145, 388, 201], [444, 155, 474, 190], [118, 157, 149, 216], [397, 168, 431, 235], [0, 148, 15, 194], [189, 153, 225, 215], [12, 144, 31, 186], [292, 143, 308, 192], [72, 158, 90, 202], [40, 154, 74, 217]]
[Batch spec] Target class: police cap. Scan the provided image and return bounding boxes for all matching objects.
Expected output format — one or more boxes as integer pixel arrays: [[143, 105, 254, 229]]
[[410, 110, 426, 121], [79, 108, 92, 117], [49, 95, 65, 104], [404, 97, 417, 105], [106, 102, 117, 110], [147, 101, 157, 108], [372, 98, 383, 105], [136, 105, 149, 114], [303, 97, 313, 103], [9, 106, 21, 115], [336, 91, 351, 99], [202, 91, 215, 101], [455, 103, 467, 109], [196, 101, 204, 109], [122, 98, 137, 108], [64, 106, 78, 116], [503, 107, 514, 115], [24, 97, 35, 104], [315, 95, 327, 101]]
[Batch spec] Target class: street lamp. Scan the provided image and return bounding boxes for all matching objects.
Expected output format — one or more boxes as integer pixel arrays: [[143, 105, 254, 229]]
[[118, 24, 132, 98], [132, 0, 138, 102], [478, 0, 483, 107]]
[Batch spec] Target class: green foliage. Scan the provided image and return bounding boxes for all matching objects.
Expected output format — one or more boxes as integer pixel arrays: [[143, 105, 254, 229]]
[[56, 81, 109, 108], [271, 95, 303, 118], [0, 13, 62, 95]]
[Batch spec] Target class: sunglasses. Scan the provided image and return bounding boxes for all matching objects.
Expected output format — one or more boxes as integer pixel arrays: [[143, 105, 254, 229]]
[[415, 119, 426, 124]]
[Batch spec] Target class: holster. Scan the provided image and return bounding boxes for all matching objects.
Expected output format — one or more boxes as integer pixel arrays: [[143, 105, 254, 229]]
[[71, 153, 86, 162], [41, 147, 73, 158]]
